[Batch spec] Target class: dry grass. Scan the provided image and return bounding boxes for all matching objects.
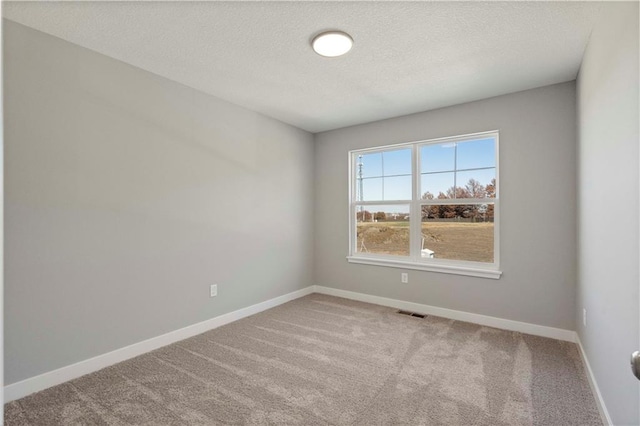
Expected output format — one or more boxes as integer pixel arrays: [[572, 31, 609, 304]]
[[357, 221, 494, 262]]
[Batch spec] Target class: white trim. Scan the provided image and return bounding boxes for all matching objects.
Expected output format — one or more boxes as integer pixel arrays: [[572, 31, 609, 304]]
[[346, 256, 502, 279], [0, 11, 5, 422], [4, 286, 315, 403], [314, 285, 574, 342], [575, 335, 613, 426], [352, 200, 412, 206], [350, 129, 500, 154]]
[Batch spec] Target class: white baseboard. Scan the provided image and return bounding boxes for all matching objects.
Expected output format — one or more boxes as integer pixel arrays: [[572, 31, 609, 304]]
[[3, 284, 588, 406], [4, 286, 315, 403], [575, 335, 613, 426], [313, 285, 576, 342]]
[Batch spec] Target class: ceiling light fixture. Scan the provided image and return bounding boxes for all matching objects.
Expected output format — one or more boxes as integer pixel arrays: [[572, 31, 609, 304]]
[[312, 31, 353, 57]]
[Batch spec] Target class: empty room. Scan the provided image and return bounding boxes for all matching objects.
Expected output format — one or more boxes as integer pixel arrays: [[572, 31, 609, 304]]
[[1, 1, 639, 425]]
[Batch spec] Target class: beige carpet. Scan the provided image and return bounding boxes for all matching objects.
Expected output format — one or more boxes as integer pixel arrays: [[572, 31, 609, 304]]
[[5, 294, 602, 425]]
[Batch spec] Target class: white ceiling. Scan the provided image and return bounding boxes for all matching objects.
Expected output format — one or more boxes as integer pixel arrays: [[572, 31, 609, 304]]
[[3, 1, 604, 133]]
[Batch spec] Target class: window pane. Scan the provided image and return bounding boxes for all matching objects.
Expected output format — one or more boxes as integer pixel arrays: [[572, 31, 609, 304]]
[[361, 177, 382, 201], [421, 203, 494, 263], [455, 169, 496, 198], [383, 148, 412, 176], [356, 204, 410, 257], [421, 142, 456, 173], [357, 152, 382, 178], [456, 138, 496, 170], [383, 175, 412, 200], [357, 149, 412, 201], [421, 172, 454, 198]]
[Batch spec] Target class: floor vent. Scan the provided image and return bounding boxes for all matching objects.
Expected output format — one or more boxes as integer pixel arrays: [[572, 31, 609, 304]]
[[397, 310, 426, 319]]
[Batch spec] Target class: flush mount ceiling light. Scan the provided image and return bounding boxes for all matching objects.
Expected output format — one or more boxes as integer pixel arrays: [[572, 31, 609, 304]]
[[312, 31, 353, 57]]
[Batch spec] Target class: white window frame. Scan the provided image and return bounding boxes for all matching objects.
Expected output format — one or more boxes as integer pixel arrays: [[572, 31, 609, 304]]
[[347, 130, 502, 280]]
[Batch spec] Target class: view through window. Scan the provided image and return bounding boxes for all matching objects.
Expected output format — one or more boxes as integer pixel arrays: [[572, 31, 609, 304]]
[[350, 131, 499, 272]]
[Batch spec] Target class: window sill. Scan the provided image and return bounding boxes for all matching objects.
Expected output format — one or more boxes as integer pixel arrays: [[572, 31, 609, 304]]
[[346, 256, 502, 280]]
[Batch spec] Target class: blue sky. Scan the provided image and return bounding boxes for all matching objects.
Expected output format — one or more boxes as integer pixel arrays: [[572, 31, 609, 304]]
[[357, 137, 495, 202]]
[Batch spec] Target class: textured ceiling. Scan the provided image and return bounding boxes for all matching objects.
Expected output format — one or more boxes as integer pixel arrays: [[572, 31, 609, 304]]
[[3, 1, 603, 133]]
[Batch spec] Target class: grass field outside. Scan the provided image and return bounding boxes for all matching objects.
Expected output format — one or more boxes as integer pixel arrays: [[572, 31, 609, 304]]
[[356, 220, 494, 263]]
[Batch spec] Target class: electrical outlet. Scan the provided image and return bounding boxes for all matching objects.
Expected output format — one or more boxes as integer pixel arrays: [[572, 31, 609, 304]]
[[583, 308, 587, 327], [401, 273, 408, 283], [210, 284, 218, 298]]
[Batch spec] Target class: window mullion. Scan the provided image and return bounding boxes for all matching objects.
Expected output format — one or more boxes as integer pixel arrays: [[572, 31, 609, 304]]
[[349, 154, 356, 256], [420, 198, 496, 206], [453, 142, 458, 198], [410, 144, 421, 262]]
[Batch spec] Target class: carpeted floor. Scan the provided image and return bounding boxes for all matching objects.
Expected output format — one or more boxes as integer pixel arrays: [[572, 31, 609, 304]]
[[5, 294, 602, 425]]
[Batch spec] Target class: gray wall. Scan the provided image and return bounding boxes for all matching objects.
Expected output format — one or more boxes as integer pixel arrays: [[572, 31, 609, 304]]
[[315, 82, 578, 330], [576, 3, 639, 425], [4, 20, 314, 385]]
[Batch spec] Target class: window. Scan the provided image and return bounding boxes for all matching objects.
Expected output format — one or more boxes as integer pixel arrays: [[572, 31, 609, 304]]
[[348, 131, 501, 279]]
